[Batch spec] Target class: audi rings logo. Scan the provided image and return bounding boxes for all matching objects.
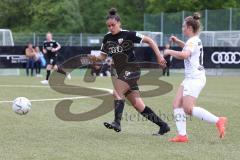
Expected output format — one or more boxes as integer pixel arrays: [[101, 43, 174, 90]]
[[109, 46, 123, 54], [211, 52, 240, 64]]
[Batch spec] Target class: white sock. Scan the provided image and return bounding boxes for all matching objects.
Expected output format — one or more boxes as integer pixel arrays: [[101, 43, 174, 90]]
[[174, 108, 187, 136], [192, 107, 219, 124]]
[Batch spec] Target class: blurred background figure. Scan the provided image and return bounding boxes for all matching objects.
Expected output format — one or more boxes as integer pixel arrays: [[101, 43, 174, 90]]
[[99, 57, 112, 77], [25, 42, 36, 76], [163, 43, 173, 76], [90, 50, 103, 76], [34, 46, 43, 77]]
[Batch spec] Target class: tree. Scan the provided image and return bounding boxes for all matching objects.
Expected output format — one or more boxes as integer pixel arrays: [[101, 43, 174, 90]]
[[29, 0, 84, 33], [1, 0, 240, 33]]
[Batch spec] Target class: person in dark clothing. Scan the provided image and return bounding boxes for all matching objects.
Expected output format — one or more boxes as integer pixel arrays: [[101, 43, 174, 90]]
[[40, 32, 71, 85], [89, 8, 170, 135], [163, 44, 172, 76]]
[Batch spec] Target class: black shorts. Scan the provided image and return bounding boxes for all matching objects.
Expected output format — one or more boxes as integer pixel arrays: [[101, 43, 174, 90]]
[[116, 64, 141, 94], [46, 56, 57, 66]]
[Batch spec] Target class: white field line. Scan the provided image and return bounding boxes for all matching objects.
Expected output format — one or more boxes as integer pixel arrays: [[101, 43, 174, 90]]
[[0, 85, 113, 103]]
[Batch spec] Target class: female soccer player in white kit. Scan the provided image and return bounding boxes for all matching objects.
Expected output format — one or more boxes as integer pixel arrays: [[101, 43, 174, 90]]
[[164, 13, 227, 142]]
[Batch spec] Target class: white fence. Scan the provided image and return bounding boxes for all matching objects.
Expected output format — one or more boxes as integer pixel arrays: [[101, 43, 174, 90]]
[[200, 31, 240, 47], [12, 32, 163, 47]]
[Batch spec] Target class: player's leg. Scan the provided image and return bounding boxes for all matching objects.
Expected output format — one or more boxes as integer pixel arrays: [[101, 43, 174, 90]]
[[35, 60, 38, 75], [166, 66, 170, 76], [38, 60, 41, 75], [41, 64, 52, 84], [53, 64, 71, 80], [103, 78, 129, 132], [126, 90, 170, 135], [30, 59, 34, 76], [169, 85, 188, 142], [35, 60, 41, 76], [46, 65, 52, 80], [163, 68, 166, 76], [26, 59, 30, 76], [52, 56, 71, 80], [182, 78, 226, 139], [173, 86, 186, 137], [55, 65, 64, 75], [183, 95, 227, 138]]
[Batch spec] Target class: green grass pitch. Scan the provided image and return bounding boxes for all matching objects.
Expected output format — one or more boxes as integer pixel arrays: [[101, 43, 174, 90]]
[[0, 70, 239, 160]]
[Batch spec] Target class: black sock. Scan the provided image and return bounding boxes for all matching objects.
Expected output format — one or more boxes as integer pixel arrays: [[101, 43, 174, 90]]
[[114, 100, 125, 125], [141, 106, 167, 127], [46, 70, 51, 80], [57, 67, 66, 75]]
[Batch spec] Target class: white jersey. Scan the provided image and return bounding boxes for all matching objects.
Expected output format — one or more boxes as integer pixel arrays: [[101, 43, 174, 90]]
[[183, 36, 205, 78]]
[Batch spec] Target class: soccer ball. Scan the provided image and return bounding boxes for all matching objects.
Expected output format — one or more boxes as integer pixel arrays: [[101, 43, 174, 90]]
[[12, 97, 31, 115]]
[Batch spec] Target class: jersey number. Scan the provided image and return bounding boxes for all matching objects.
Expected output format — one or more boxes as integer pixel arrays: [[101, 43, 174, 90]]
[[199, 48, 203, 66]]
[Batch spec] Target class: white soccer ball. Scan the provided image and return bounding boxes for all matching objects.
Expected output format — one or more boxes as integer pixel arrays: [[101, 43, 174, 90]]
[[12, 97, 31, 115]]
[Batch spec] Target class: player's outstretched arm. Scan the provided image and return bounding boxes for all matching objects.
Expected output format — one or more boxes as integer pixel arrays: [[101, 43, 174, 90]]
[[164, 49, 191, 60], [52, 42, 61, 52], [55, 42, 61, 51], [42, 48, 47, 54], [170, 36, 185, 48], [142, 36, 166, 67]]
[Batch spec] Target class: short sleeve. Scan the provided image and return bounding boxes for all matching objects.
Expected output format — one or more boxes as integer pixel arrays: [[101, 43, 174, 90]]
[[184, 39, 196, 53], [53, 41, 60, 48], [128, 31, 144, 44]]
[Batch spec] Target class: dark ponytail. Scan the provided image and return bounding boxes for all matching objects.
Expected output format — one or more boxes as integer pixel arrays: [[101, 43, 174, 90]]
[[106, 8, 121, 22]]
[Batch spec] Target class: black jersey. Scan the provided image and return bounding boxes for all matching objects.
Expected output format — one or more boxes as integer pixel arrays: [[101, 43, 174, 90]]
[[100, 30, 143, 91], [43, 40, 60, 58], [100, 30, 144, 63]]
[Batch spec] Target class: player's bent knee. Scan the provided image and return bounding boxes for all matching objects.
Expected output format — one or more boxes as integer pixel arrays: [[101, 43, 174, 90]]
[[112, 90, 118, 99], [131, 102, 138, 109], [183, 107, 192, 115], [131, 101, 144, 112]]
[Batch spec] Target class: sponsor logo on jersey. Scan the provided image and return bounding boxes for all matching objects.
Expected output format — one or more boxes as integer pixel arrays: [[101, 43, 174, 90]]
[[109, 46, 123, 54], [124, 71, 131, 78], [118, 38, 123, 44], [46, 47, 53, 50], [104, 40, 133, 55], [188, 42, 194, 49]]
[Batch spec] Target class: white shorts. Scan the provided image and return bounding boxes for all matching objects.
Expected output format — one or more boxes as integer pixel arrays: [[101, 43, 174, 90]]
[[181, 76, 206, 98]]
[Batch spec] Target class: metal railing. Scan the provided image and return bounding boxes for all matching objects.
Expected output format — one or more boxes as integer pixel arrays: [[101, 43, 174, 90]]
[[12, 32, 163, 47], [144, 8, 240, 33], [12, 33, 105, 47]]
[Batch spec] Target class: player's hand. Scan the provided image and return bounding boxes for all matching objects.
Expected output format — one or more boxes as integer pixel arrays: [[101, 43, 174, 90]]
[[43, 49, 47, 54], [51, 48, 57, 52], [157, 56, 166, 68], [88, 55, 97, 63], [170, 36, 179, 44]]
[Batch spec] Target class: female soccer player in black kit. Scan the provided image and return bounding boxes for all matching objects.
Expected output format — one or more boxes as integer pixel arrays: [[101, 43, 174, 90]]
[[41, 32, 71, 85], [90, 8, 170, 135]]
